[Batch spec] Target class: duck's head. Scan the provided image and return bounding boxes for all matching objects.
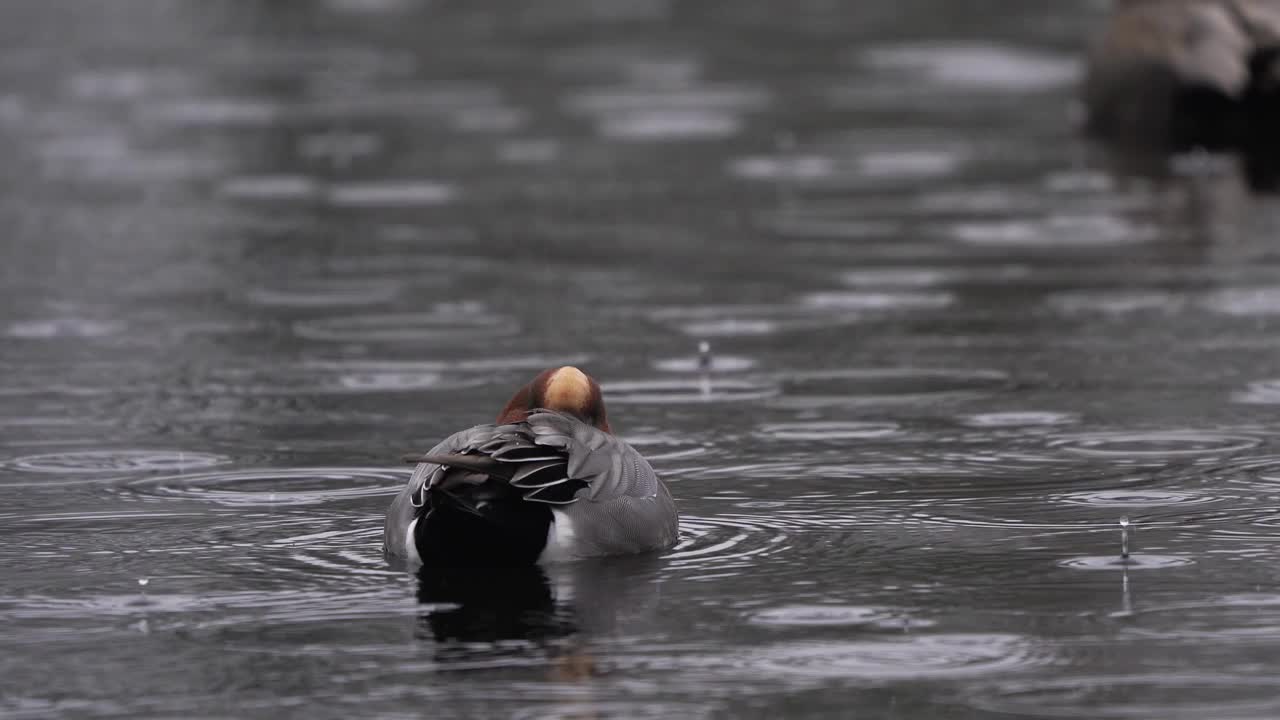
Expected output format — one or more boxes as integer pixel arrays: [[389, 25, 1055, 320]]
[[497, 366, 610, 432]]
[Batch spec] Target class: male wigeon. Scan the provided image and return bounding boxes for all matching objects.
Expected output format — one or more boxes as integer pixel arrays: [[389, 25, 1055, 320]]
[[1083, 0, 1280, 154], [384, 366, 679, 566]]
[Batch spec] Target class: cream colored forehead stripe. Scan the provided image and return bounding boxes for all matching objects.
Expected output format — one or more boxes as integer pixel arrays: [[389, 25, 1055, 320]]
[[543, 366, 591, 411]]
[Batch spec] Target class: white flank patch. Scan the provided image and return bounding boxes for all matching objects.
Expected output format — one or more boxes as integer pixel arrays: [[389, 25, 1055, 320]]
[[538, 510, 577, 564], [405, 516, 422, 566]]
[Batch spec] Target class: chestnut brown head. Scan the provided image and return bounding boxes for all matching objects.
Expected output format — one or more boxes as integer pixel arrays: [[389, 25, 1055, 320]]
[[496, 366, 610, 432]]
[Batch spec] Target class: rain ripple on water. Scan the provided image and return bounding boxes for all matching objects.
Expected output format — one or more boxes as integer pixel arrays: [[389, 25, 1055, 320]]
[[748, 604, 932, 630], [736, 633, 1048, 682], [602, 378, 779, 404], [965, 675, 1280, 719], [768, 367, 1011, 408], [113, 467, 409, 507], [3, 450, 231, 476], [293, 304, 519, 343], [1049, 431, 1262, 458]]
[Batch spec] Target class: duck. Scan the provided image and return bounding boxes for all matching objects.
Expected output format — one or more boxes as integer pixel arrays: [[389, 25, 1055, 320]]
[[383, 366, 679, 566], [1082, 0, 1280, 159]]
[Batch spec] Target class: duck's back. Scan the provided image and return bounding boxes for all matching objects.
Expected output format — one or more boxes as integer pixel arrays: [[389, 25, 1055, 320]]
[[384, 411, 678, 566]]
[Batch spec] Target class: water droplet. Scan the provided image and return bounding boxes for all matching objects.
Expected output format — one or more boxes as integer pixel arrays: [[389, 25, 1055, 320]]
[[1120, 516, 1131, 559], [653, 351, 754, 373]]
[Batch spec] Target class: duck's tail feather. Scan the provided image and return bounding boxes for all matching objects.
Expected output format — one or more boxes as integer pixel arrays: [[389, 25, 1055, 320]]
[[409, 452, 516, 480]]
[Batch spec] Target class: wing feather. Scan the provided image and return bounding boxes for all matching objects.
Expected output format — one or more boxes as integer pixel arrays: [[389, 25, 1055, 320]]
[[510, 459, 571, 488], [388, 411, 676, 558]]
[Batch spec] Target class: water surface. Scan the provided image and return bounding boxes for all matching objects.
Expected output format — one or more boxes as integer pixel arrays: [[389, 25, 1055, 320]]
[[5, 1, 1280, 718]]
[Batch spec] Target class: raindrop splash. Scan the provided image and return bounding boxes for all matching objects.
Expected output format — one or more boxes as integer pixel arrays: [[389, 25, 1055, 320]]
[[1119, 516, 1131, 560], [135, 576, 151, 608], [698, 340, 712, 397]]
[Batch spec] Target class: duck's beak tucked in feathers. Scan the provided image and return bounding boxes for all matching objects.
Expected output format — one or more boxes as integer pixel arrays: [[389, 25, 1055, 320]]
[[496, 366, 610, 432]]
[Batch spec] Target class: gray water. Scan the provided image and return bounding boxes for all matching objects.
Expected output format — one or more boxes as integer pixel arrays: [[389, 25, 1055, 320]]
[[5, 1, 1280, 717]]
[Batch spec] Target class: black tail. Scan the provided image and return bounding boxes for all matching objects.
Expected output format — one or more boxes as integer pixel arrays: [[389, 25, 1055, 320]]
[[414, 471, 551, 567]]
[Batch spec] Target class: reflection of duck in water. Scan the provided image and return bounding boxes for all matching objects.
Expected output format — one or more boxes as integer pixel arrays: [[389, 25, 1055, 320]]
[[384, 366, 678, 567], [1083, 0, 1280, 186], [416, 555, 665, 679], [415, 564, 571, 646]]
